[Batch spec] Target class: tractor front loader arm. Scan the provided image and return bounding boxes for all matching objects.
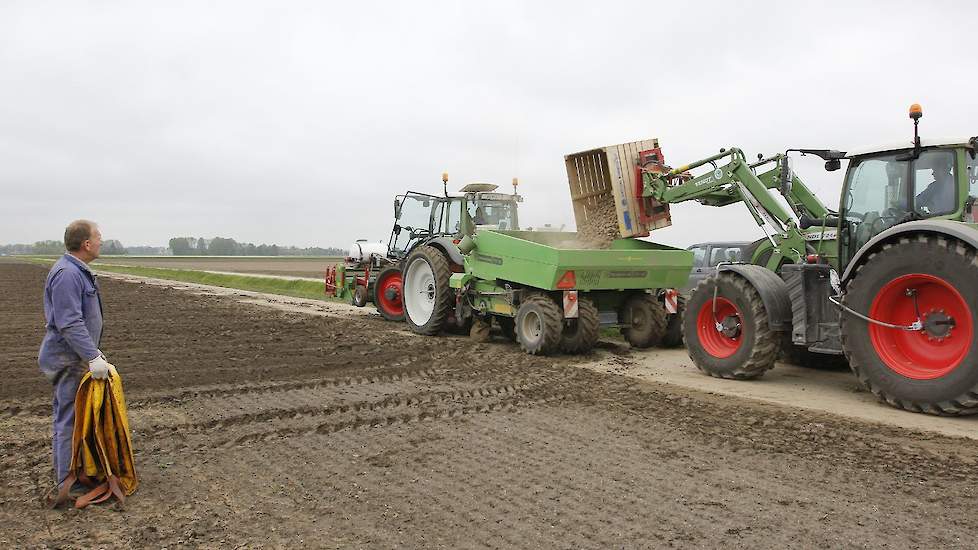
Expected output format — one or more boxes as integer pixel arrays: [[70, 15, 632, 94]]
[[641, 147, 809, 268]]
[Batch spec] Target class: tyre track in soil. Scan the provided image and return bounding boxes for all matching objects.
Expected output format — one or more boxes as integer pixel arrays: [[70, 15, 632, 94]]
[[4, 260, 978, 548]]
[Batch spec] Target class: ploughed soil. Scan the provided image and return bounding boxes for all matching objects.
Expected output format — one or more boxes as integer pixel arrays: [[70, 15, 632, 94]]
[[3, 260, 978, 549]]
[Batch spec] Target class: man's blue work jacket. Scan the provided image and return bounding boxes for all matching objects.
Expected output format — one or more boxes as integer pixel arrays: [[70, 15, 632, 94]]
[[38, 254, 103, 382]]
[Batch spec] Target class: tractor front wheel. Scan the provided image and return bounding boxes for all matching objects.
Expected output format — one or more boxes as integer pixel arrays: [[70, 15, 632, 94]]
[[682, 273, 779, 379], [373, 266, 405, 322], [515, 294, 563, 355], [842, 235, 978, 415], [402, 246, 454, 335]]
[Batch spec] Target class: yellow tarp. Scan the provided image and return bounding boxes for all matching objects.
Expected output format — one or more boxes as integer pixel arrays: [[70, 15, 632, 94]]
[[52, 369, 138, 508]]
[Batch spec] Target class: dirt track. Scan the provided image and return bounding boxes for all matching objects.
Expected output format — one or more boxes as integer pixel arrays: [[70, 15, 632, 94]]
[[91, 256, 340, 278], [4, 261, 978, 548]]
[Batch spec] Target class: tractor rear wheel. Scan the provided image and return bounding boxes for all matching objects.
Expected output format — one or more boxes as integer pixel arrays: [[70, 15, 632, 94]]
[[515, 294, 563, 355], [682, 273, 779, 379], [403, 246, 454, 335], [842, 235, 978, 415], [620, 294, 667, 348], [559, 298, 600, 354], [373, 266, 405, 322]]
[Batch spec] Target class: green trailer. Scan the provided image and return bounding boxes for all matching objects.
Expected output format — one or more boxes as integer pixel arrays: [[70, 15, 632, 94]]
[[401, 228, 693, 355]]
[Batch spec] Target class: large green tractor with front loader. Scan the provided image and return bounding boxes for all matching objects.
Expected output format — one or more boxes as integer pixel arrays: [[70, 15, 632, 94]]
[[641, 104, 978, 415]]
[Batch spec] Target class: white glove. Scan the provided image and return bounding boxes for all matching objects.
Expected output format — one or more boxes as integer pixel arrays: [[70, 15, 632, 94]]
[[88, 356, 113, 380]]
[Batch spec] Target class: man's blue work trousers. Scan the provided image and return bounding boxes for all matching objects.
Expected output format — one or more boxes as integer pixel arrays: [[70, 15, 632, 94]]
[[52, 367, 84, 485]]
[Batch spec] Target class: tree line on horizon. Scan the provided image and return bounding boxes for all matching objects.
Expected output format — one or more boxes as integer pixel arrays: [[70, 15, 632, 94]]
[[0, 237, 344, 257], [167, 237, 343, 256]]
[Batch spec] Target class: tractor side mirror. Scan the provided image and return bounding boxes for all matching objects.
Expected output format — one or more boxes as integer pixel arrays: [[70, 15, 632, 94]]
[[825, 159, 842, 171], [393, 224, 401, 235], [394, 199, 402, 218]]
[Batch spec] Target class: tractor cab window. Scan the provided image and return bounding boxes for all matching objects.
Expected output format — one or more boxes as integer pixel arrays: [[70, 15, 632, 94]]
[[841, 154, 910, 265], [710, 246, 742, 266], [690, 246, 707, 267], [468, 200, 518, 230], [433, 198, 464, 235], [912, 149, 956, 216], [390, 193, 436, 258]]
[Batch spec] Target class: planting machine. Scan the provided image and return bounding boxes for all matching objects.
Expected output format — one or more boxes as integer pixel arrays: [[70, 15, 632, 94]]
[[639, 104, 978, 415]]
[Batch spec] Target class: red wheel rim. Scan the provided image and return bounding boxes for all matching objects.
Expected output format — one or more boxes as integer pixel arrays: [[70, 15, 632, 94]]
[[869, 273, 972, 379], [376, 271, 403, 317], [695, 297, 742, 358]]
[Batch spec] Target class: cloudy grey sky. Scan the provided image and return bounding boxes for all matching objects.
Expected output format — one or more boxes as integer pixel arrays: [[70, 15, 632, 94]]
[[2, 1, 976, 249]]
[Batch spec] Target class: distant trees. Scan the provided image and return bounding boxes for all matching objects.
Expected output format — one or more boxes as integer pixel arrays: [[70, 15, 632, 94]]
[[102, 240, 127, 255], [1, 237, 344, 257], [162, 236, 343, 256], [168, 237, 196, 256]]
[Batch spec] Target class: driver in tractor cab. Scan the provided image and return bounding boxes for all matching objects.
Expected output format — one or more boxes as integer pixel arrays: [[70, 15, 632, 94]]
[[473, 206, 487, 225], [915, 156, 956, 215]]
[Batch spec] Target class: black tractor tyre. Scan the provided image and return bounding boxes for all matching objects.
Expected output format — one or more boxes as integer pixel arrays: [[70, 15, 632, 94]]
[[515, 294, 563, 355], [682, 273, 780, 380], [469, 317, 491, 343], [402, 246, 454, 336], [661, 295, 686, 348], [352, 285, 369, 308], [620, 294, 668, 348], [497, 316, 517, 341], [841, 235, 978, 415], [373, 266, 405, 322], [559, 298, 600, 354]]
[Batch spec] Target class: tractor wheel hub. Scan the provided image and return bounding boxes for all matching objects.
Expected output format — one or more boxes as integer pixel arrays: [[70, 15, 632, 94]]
[[718, 315, 741, 338], [922, 309, 955, 340]]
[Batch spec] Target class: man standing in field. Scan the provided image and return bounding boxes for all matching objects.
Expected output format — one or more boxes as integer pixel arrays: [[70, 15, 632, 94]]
[[38, 220, 114, 493]]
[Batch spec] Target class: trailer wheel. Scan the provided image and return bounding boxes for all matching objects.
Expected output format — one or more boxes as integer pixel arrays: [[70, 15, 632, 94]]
[[373, 266, 405, 322], [842, 235, 978, 415], [683, 273, 779, 379], [497, 317, 517, 341], [559, 298, 600, 354], [620, 294, 667, 348], [352, 285, 369, 307], [515, 294, 563, 355], [661, 295, 686, 348], [403, 246, 453, 335]]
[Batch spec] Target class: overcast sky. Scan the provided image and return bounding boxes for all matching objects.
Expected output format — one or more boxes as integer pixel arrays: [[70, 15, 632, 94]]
[[2, 1, 976, 249]]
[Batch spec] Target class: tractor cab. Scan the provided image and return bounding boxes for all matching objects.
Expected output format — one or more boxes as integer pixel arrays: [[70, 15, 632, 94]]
[[388, 191, 443, 259], [455, 183, 522, 231], [836, 104, 978, 270], [386, 181, 524, 260], [838, 140, 977, 270]]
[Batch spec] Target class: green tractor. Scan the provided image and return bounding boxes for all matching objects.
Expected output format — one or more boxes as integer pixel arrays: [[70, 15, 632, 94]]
[[373, 178, 523, 327], [642, 104, 978, 415]]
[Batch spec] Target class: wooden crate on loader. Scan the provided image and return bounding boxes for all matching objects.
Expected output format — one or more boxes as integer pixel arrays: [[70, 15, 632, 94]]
[[564, 138, 672, 241]]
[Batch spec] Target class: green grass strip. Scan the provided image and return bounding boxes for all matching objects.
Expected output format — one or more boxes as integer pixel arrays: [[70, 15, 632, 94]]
[[86, 264, 342, 302]]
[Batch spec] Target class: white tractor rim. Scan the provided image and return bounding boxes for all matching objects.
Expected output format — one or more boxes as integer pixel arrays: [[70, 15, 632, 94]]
[[404, 257, 436, 325], [520, 310, 543, 344]]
